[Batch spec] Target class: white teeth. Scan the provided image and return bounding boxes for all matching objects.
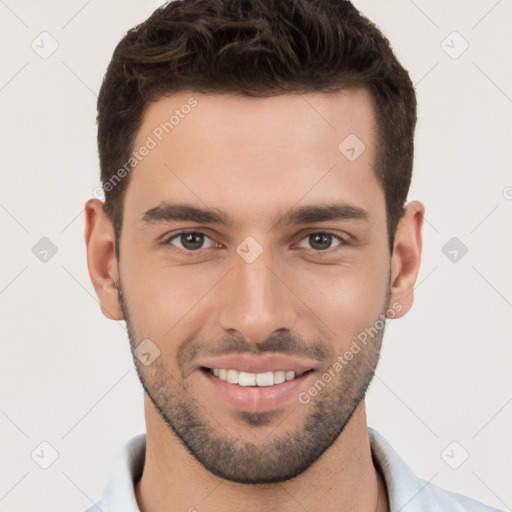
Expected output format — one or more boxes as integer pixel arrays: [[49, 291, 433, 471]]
[[211, 368, 299, 386], [256, 371, 274, 387], [226, 369, 239, 384], [238, 371, 256, 386], [274, 370, 286, 384]]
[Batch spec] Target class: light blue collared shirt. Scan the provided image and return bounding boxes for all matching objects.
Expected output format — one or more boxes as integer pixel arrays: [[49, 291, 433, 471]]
[[85, 427, 503, 512]]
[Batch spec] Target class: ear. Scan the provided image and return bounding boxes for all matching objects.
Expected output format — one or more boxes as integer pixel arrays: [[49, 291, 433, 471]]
[[387, 201, 424, 318], [84, 198, 124, 321]]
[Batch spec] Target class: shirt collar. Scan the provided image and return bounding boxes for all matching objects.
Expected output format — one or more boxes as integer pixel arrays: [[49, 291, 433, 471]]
[[368, 427, 441, 512], [96, 432, 145, 512]]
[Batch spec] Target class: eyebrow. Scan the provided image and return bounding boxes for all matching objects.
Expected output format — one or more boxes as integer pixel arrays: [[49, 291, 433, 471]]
[[138, 201, 369, 230]]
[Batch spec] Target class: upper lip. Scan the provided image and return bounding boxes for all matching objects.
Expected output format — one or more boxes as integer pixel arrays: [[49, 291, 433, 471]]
[[197, 354, 316, 374]]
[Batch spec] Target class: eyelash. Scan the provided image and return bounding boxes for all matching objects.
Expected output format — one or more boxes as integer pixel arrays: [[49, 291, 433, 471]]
[[161, 230, 350, 256]]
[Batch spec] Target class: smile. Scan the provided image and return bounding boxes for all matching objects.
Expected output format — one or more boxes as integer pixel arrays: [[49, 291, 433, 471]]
[[206, 368, 312, 387]]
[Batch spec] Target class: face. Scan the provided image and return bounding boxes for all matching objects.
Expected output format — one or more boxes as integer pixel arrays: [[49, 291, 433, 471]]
[[109, 89, 398, 483]]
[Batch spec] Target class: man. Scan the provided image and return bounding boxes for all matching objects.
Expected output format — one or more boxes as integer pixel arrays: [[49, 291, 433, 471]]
[[84, 0, 502, 510]]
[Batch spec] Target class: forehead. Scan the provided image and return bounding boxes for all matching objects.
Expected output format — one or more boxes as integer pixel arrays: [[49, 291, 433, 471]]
[[124, 89, 383, 228], [133, 89, 376, 156]]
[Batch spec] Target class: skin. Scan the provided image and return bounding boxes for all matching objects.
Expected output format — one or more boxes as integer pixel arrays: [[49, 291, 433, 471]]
[[85, 89, 424, 512]]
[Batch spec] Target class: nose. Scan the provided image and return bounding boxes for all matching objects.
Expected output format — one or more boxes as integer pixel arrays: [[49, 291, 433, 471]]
[[217, 243, 299, 344]]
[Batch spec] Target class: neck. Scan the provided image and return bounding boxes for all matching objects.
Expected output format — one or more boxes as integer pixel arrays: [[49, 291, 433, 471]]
[[135, 397, 388, 512]]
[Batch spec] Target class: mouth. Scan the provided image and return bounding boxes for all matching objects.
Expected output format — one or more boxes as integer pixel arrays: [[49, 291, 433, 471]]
[[198, 362, 316, 413], [202, 367, 314, 387]]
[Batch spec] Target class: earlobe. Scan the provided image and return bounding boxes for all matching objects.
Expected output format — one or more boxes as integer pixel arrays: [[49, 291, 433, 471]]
[[84, 198, 124, 321], [387, 201, 424, 319]]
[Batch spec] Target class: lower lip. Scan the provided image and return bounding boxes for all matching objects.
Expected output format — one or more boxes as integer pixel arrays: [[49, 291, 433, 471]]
[[199, 369, 313, 412]]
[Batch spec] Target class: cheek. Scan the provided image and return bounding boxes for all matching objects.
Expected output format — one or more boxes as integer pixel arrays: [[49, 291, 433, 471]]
[[292, 254, 390, 341], [122, 254, 226, 343]]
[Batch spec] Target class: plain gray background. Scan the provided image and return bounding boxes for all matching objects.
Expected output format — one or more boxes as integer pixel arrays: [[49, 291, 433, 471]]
[[0, 1, 511, 510]]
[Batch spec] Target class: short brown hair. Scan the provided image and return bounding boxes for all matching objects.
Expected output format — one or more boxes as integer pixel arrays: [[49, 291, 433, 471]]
[[97, 0, 416, 257]]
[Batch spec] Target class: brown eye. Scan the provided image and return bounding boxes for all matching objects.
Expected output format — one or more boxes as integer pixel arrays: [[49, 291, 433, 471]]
[[165, 232, 215, 251], [297, 232, 344, 251]]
